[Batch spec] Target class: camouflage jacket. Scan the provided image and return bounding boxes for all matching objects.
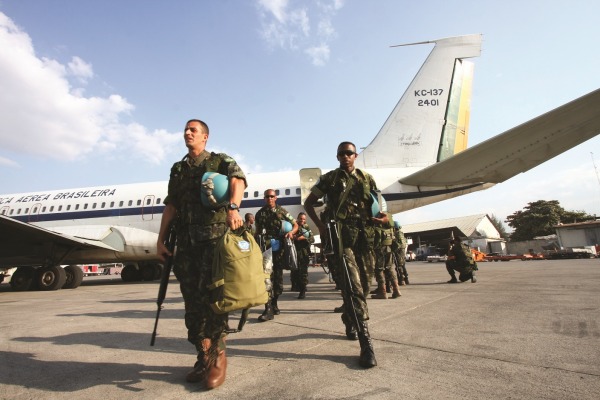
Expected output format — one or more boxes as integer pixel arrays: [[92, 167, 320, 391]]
[[448, 242, 476, 266], [165, 151, 246, 244], [254, 204, 296, 242], [311, 167, 378, 223], [294, 223, 315, 252]]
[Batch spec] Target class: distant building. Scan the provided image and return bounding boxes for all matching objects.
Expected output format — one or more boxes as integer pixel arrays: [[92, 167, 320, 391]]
[[554, 220, 600, 253], [401, 214, 505, 256]]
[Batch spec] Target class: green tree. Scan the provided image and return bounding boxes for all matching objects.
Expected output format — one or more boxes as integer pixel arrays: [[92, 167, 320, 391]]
[[505, 200, 596, 241], [489, 214, 509, 240]]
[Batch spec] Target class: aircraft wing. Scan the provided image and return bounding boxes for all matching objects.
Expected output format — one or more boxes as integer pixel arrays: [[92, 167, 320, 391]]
[[0, 214, 124, 268], [400, 88, 600, 187]]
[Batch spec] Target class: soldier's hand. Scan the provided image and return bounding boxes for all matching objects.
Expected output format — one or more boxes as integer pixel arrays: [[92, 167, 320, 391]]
[[156, 241, 172, 263], [227, 210, 244, 230]]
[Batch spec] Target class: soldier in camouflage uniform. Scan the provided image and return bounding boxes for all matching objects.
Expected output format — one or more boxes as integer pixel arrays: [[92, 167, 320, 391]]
[[445, 237, 478, 283], [371, 211, 401, 299], [293, 212, 315, 299], [304, 141, 378, 369], [156, 119, 246, 390], [254, 189, 298, 321], [392, 221, 409, 285]]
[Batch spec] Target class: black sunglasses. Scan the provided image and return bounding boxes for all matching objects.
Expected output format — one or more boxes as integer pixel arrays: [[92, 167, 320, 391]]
[[264, 195, 276, 198], [337, 150, 356, 157]]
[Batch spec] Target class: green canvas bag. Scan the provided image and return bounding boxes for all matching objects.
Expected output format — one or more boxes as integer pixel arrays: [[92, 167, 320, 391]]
[[209, 228, 269, 314]]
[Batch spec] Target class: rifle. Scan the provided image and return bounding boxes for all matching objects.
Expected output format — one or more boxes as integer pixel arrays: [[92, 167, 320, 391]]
[[326, 220, 364, 336], [150, 224, 177, 346]]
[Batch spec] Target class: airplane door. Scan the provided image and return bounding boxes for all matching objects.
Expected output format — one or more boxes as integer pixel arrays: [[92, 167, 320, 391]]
[[29, 202, 42, 223], [142, 195, 155, 220], [299, 168, 322, 207]]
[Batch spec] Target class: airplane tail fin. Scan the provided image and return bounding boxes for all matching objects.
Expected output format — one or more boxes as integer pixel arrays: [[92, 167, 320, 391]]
[[355, 34, 482, 169]]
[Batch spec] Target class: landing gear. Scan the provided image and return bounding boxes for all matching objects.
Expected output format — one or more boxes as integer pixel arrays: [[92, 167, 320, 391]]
[[37, 265, 67, 291], [10, 266, 36, 291], [63, 265, 84, 289]]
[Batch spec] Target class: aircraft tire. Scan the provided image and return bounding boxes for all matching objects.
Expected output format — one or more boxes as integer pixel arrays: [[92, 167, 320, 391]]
[[10, 266, 36, 291], [63, 265, 84, 289], [141, 265, 157, 281], [153, 264, 163, 280], [37, 265, 67, 291], [121, 264, 141, 282]]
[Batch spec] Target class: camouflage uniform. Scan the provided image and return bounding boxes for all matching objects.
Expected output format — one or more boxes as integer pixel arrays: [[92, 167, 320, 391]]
[[373, 212, 399, 297], [294, 223, 315, 293], [310, 167, 377, 328], [392, 226, 409, 284], [255, 205, 297, 299], [165, 151, 246, 354], [446, 241, 479, 282]]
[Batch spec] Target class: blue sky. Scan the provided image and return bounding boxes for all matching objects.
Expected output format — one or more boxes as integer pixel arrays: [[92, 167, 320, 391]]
[[1, 0, 599, 229]]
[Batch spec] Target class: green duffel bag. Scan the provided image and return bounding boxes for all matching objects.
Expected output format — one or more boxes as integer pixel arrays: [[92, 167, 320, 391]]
[[209, 228, 269, 314]]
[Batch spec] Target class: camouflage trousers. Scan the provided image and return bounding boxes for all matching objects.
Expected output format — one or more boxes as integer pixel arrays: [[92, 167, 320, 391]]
[[270, 249, 285, 298], [173, 241, 228, 352], [446, 260, 477, 281], [374, 245, 396, 285], [292, 247, 310, 289], [337, 245, 371, 328]]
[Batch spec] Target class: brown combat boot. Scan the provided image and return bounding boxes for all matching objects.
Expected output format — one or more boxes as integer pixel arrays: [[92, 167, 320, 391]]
[[370, 283, 387, 299], [186, 338, 212, 383], [205, 342, 227, 390], [391, 278, 402, 298]]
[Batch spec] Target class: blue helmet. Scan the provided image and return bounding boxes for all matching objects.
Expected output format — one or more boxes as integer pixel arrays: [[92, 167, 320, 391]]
[[394, 220, 401, 229], [370, 191, 387, 216], [280, 220, 293, 235], [201, 172, 230, 209]]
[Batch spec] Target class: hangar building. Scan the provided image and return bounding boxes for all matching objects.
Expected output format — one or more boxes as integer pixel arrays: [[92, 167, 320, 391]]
[[401, 214, 505, 258]]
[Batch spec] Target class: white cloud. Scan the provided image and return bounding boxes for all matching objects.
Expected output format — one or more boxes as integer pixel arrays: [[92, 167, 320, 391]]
[[256, 0, 342, 65], [0, 12, 179, 166], [67, 56, 94, 83], [305, 43, 330, 66]]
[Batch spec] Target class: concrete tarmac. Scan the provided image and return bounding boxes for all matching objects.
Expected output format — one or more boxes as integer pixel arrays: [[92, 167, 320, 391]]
[[1, 259, 599, 399]]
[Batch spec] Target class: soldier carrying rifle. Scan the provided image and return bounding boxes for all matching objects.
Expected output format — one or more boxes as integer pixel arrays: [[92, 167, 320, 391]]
[[304, 141, 378, 369]]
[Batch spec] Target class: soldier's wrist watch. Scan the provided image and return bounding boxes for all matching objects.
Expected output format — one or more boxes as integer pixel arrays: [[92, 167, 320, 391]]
[[228, 202, 239, 211]]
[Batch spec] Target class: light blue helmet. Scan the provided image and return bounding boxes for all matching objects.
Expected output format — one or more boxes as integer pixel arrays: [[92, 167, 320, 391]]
[[280, 220, 293, 235], [394, 220, 401, 229], [201, 172, 230, 209], [370, 191, 387, 216]]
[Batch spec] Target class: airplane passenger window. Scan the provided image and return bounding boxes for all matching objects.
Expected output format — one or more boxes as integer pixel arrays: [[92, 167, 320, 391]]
[[58, 206, 62, 211], [33, 207, 38, 213], [128, 200, 133, 206], [110, 202, 115, 207], [146, 198, 151, 205], [17, 209, 21, 214], [25, 208, 29, 214], [137, 200, 142, 206], [92, 203, 97, 209], [67, 205, 71, 211], [10, 209, 15, 215], [101, 202, 105, 208], [50, 206, 54, 212], [296, 188, 301, 195], [254, 191, 259, 197], [156, 198, 161, 204], [1, 210, 5, 215], [119, 201, 124, 207], [244, 192, 248, 198], [75, 204, 79, 210], [84, 204, 88, 210], [275, 189, 280, 195], [285, 189, 290, 195]]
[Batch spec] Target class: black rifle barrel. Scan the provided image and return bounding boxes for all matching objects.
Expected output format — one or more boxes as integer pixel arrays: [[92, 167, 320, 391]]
[[150, 225, 177, 346]]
